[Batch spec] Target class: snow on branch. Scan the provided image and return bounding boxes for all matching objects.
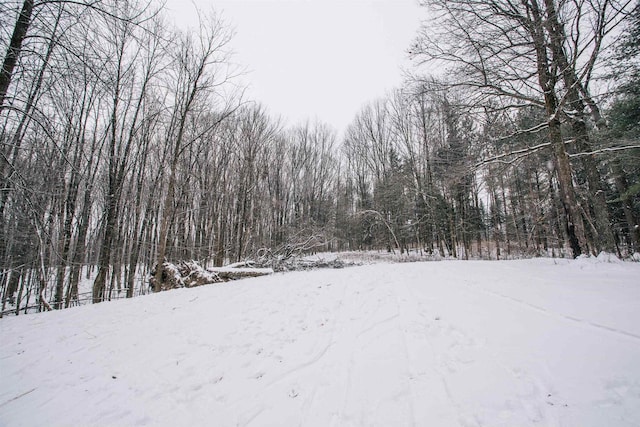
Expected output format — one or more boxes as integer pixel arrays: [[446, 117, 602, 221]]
[[475, 141, 640, 170], [474, 141, 552, 169], [568, 144, 640, 158], [491, 121, 550, 142]]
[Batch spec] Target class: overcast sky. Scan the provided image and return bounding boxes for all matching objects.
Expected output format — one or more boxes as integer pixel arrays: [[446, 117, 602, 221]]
[[163, 0, 423, 135]]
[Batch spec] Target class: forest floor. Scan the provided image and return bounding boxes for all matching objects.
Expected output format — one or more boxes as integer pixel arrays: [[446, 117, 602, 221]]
[[1, 256, 640, 426]]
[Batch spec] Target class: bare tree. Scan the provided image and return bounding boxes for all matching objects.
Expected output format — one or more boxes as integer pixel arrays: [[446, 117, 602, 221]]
[[411, 0, 633, 256], [153, 12, 236, 291]]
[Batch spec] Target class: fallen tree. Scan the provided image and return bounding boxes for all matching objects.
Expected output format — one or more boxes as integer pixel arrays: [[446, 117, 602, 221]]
[[149, 260, 273, 292], [248, 231, 354, 271], [207, 263, 275, 280], [251, 247, 353, 272]]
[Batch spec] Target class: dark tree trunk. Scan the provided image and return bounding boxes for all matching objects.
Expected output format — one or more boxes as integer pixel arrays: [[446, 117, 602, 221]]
[[66, 188, 92, 308], [0, 0, 34, 109], [541, 0, 614, 253], [611, 160, 640, 251], [529, 0, 588, 257], [93, 188, 119, 303]]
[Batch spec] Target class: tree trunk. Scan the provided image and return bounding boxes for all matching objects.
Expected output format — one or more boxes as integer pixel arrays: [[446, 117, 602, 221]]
[[155, 165, 176, 292], [92, 191, 118, 303], [529, 0, 589, 257], [550, 120, 588, 256], [611, 160, 640, 251], [541, 0, 614, 253], [0, 0, 34, 109], [66, 189, 91, 308]]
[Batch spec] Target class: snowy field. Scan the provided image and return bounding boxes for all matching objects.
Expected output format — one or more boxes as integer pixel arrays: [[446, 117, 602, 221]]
[[1, 257, 640, 426]]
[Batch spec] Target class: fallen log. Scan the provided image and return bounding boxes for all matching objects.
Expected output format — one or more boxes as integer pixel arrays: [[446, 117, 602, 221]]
[[207, 266, 274, 280], [150, 260, 273, 291]]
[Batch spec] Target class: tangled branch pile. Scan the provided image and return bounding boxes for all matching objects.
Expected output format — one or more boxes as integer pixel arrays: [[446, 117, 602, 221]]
[[251, 234, 353, 272]]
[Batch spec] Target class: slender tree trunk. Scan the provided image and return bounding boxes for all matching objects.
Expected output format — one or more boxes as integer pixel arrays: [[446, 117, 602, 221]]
[[534, 169, 547, 252], [155, 146, 182, 291], [492, 187, 501, 260], [93, 189, 118, 303], [500, 179, 512, 257], [14, 270, 24, 316], [66, 188, 91, 307], [0, 0, 34, 109], [54, 159, 81, 308], [611, 160, 640, 250]]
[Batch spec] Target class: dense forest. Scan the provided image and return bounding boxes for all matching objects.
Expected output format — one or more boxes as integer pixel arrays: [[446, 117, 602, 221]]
[[1, 0, 638, 312]]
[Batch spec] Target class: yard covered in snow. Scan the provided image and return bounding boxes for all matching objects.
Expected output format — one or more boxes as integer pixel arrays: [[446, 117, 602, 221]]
[[1, 256, 640, 426]]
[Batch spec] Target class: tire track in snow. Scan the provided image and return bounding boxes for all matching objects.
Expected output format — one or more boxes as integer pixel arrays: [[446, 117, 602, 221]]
[[297, 280, 351, 427], [224, 279, 349, 427], [235, 274, 354, 427], [329, 274, 413, 426], [0, 388, 36, 408], [464, 281, 640, 343], [404, 271, 562, 427], [333, 277, 382, 426], [353, 312, 400, 342], [264, 278, 349, 390], [481, 263, 640, 342], [394, 283, 417, 427], [400, 279, 470, 426], [425, 274, 585, 426]]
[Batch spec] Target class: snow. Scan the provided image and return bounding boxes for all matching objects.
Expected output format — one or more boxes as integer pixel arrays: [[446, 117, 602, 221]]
[[1, 257, 640, 426]]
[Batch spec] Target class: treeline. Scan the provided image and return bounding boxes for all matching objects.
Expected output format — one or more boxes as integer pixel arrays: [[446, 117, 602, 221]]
[[0, 0, 639, 312]]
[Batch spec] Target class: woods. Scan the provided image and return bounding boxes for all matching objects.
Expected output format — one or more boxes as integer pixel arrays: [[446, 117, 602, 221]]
[[0, 0, 638, 314]]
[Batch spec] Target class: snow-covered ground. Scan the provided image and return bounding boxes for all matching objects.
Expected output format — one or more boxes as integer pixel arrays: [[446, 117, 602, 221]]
[[1, 257, 640, 426]]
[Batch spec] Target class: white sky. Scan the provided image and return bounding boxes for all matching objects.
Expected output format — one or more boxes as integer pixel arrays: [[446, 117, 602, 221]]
[[162, 0, 423, 135]]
